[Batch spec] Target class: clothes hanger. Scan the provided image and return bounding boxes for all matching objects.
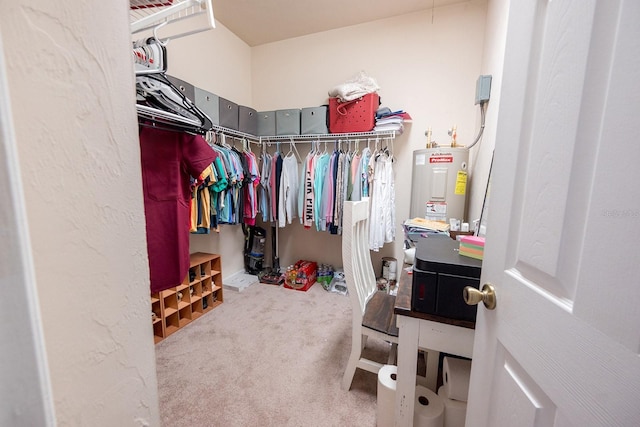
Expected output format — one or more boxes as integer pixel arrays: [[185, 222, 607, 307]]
[[286, 138, 294, 156], [136, 73, 212, 134], [239, 137, 250, 154], [136, 104, 200, 128], [137, 76, 198, 122], [220, 133, 232, 149], [288, 138, 302, 163], [153, 21, 170, 47], [133, 37, 167, 76]]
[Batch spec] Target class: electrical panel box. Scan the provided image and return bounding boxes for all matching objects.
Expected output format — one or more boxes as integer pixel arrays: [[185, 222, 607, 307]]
[[410, 147, 469, 222], [475, 75, 492, 104]]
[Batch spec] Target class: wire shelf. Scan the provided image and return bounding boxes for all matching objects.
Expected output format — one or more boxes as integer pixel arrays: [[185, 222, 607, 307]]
[[207, 124, 396, 144], [130, 0, 215, 39]]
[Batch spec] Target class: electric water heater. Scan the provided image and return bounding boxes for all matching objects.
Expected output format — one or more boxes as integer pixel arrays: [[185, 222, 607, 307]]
[[409, 147, 469, 222]]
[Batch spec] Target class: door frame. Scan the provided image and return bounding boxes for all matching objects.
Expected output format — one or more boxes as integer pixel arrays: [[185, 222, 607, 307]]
[[0, 34, 55, 426]]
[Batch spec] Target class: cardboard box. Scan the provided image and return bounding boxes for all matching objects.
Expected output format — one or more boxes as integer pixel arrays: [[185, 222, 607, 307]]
[[283, 260, 317, 292]]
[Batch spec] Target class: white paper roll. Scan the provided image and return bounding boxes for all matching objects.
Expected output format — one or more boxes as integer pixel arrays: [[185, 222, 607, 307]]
[[377, 364, 397, 427], [413, 385, 444, 427], [442, 357, 472, 402], [438, 386, 467, 427]]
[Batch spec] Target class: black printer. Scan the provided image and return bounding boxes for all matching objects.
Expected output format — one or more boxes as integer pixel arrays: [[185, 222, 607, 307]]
[[412, 235, 482, 322]]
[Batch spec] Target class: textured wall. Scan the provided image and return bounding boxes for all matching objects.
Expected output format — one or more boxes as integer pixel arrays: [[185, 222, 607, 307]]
[[0, 1, 160, 425]]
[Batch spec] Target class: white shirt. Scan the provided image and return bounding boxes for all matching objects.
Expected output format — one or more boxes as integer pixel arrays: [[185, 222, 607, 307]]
[[278, 153, 299, 227]]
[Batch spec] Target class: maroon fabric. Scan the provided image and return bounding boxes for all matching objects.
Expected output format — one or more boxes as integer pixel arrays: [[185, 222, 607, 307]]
[[139, 127, 216, 292]]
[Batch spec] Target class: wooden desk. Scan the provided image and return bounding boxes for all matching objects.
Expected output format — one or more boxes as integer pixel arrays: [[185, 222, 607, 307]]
[[393, 265, 476, 427]]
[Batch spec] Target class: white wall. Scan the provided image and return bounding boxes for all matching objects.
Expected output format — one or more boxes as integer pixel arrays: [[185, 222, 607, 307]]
[[164, 20, 253, 105], [251, 1, 488, 269], [0, 1, 159, 425], [467, 0, 510, 226]]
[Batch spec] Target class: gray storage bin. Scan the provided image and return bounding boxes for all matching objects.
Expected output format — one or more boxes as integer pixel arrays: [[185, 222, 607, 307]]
[[257, 111, 276, 136], [166, 75, 195, 103], [238, 106, 258, 136], [276, 109, 301, 135], [194, 88, 220, 125], [219, 97, 239, 130], [301, 106, 328, 135]]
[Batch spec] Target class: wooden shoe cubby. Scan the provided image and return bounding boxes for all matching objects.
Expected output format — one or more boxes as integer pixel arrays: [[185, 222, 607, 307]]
[[151, 252, 223, 343]]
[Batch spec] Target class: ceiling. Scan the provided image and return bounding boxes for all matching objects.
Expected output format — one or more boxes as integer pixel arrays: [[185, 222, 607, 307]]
[[212, 0, 467, 47]]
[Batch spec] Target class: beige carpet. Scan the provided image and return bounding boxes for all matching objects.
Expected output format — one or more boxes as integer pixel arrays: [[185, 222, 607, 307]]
[[155, 281, 392, 427]]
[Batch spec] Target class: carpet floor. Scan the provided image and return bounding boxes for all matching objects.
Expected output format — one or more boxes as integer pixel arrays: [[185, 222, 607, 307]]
[[155, 281, 393, 427]]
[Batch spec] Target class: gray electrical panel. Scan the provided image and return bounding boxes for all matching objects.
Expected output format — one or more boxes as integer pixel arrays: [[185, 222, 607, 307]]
[[475, 75, 492, 104]]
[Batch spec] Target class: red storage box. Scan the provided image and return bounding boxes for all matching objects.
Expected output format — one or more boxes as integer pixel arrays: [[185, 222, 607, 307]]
[[283, 260, 318, 292], [329, 93, 379, 133]]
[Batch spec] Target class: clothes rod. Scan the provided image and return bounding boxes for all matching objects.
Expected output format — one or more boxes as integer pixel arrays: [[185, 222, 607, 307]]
[[208, 124, 395, 143]]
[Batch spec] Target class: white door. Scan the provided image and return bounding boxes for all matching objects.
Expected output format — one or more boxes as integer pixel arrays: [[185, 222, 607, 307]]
[[467, 1, 640, 426]]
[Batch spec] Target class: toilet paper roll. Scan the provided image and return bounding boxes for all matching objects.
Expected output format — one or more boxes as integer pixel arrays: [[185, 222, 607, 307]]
[[438, 386, 467, 427], [413, 385, 444, 427], [377, 364, 397, 427], [442, 357, 472, 402]]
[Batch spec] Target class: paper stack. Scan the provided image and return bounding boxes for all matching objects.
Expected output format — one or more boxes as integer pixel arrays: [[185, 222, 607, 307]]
[[404, 217, 450, 232], [374, 107, 412, 134], [459, 235, 485, 260], [403, 217, 449, 242]]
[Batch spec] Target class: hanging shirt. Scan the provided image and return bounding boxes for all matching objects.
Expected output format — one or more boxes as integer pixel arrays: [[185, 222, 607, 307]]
[[339, 152, 351, 234], [270, 152, 278, 222], [139, 126, 217, 293], [191, 164, 214, 233], [369, 150, 396, 251], [313, 152, 330, 231], [328, 150, 340, 233], [333, 152, 345, 233], [243, 150, 260, 226], [278, 153, 300, 227], [350, 152, 362, 201], [275, 153, 283, 221], [297, 152, 308, 225], [302, 152, 316, 229], [361, 147, 372, 198], [260, 151, 272, 222]]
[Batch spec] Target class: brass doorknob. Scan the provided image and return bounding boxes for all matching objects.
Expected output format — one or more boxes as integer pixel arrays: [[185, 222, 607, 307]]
[[463, 283, 496, 310]]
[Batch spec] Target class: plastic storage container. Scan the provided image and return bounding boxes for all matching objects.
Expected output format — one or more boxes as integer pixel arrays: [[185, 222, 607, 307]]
[[328, 93, 379, 133]]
